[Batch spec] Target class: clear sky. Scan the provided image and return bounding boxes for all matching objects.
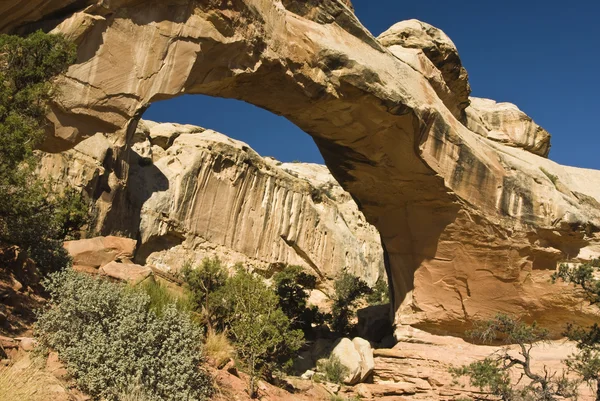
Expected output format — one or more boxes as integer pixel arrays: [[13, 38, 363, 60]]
[[144, 0, 600, 169]]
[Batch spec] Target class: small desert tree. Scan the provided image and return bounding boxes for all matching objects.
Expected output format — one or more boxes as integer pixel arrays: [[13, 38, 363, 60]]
[[0, 30, 88, 273], [181, 257, 227, 328], [330, 271, 371, 336], [216, 267, 304, 398], [553, 259, 600, 400], [451, 314, 579, 400], [272, 264, 323, 334]]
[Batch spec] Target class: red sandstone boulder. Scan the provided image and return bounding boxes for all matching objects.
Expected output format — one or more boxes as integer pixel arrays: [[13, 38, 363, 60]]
[[64, 236, 136, 269]]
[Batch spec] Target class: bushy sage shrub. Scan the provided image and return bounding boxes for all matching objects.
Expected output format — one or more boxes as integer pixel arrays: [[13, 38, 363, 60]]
[[35, 270, 213, 401]]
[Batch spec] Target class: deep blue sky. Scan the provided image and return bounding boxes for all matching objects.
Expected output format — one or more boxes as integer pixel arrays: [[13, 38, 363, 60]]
[[145, 0, 600, 169]]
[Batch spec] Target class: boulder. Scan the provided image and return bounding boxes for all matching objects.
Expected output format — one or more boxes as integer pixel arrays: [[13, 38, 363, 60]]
[[352, 337, 375, 382], [99, 261, 152, 284], [16, 337, 36, 352], [331, 338, 362, 385], [330, 337, 373, 385], [64, 236, 137, 269]]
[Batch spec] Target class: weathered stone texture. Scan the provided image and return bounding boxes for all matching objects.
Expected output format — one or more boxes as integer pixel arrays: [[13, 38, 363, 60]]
[[41, 121, 384, 283]]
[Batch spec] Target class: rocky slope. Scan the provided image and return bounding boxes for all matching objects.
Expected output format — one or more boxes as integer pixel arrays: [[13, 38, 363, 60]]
[[39, 121, 384, 284], [5, 0, 600, 336]]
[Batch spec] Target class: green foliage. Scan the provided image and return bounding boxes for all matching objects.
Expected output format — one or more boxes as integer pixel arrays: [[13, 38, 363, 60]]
[[552, 260, 600, 305], [35, 270, 213, 401], [139, 278, 193, 316], [216, 267, 304, 397], [182, 257, 227, 327], [450, 358, 512, 399], [273, 265, 323, 333], [331, 272, 371, 336], [0, 30, 86, 273], [452, 314, 579, 401], [553, 260, 600, 395], [469, 313, 549, 345], [318, 355, 349, 384], [366, 277, 389, 305], [539, 167, 559, 186]]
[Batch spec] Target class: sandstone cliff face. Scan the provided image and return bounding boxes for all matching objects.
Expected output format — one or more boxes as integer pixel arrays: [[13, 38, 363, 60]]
[[10, 0, 600, 336], [39, 121, 384, 284], [378, 19, 471, 122], [466, 96, 552, 157]]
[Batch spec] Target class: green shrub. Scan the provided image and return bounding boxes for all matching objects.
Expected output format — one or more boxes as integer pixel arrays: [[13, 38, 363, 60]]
[[318, 355, 349, 384], [331, 272, 371, 336], [182, 257, 227, 327], [273, 265, 323, 333], [216, 267, 304, 397], [366, 277, 389, 305], [35, 270, 213, 401], [0, 30, 88, 274], [139, 278, 193, 316]]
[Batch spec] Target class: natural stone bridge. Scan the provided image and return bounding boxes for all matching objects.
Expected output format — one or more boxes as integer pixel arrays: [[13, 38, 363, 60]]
[[4, 0, 600, 336]]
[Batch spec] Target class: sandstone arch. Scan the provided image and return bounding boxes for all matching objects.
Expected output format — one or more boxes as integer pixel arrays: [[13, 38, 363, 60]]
[[5, 0, 600, 336]]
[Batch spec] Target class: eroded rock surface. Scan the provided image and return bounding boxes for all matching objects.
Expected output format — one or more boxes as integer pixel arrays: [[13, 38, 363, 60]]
[[466, 97, 552, 156], [41, 121, 384, 284], [360, 327, 596, 401], [378, 19, 471, 121], [7, 0, 600, 336]]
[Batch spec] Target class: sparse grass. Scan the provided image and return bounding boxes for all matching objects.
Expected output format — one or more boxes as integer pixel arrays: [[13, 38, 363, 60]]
[[204, 329, 235, 369], [329, 395, 361, 401], [139, 278, 193, 315], [0, 356, 66, 401], [540, 167, 559, 186], [318, 355, 349, 384], [116, 381, 154, 401]]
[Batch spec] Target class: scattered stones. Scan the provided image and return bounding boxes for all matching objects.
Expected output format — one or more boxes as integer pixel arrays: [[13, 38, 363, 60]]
[[300, 370, 315, 380], [16, 337, 37, 352]]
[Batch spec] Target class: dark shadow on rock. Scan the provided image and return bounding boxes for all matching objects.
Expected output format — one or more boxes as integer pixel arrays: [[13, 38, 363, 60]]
[[357, 303, 393, 343], [97, 120, 169, 242]]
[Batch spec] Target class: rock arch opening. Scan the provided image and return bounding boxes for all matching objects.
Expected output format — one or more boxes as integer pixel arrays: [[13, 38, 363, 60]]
[[126, 94, 385, 285], [21, 0, 600, 337], [143, 95, 325, 164]]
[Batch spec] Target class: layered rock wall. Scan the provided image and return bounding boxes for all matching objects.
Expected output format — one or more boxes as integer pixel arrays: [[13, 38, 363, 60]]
[[39, 121, 384, 284]]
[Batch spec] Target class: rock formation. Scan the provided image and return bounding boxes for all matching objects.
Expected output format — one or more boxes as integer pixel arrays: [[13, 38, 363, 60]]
[[6, 0, 600, 336], [40, 121, 384, 284]]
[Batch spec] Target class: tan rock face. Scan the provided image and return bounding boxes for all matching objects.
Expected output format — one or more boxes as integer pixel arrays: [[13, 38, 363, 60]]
[[41, 121, 384, 284], [64, 236, 137, 269], [378, 19, 471, 121], [136, 122, 384, 282], [466, 96, 552, 157], [8, 1, 600, 336]]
